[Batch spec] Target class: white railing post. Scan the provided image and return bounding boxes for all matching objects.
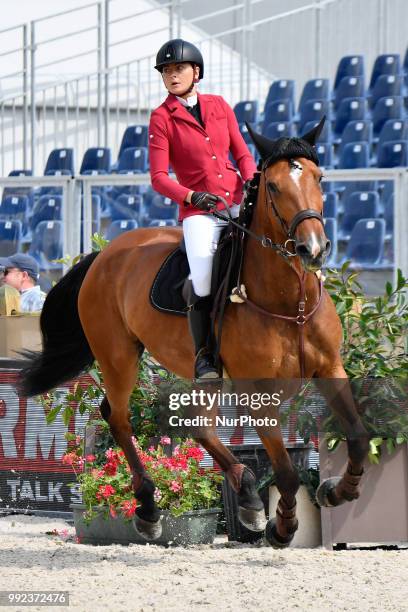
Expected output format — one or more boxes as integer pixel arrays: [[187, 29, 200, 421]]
[[104, 0, 110, 147], [97, 2, 103, 146], [30, 21, 36, 174]]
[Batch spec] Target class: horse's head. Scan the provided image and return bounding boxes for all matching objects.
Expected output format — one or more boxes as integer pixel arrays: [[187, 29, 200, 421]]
[[246, 117, 331, 271]]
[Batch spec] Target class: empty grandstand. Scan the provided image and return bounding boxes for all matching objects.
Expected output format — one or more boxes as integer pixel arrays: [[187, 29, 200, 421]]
[[0, 0, 407, 294]]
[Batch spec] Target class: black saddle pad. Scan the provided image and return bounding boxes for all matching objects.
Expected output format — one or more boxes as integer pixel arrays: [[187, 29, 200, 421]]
[[150, 227, 238, 316], [150, 247, 190, 316]]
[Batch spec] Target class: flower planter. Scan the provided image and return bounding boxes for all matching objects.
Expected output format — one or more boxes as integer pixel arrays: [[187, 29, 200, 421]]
[[319, 441, 408, 549], [70, 504, 220, 546], [268, 485, 322, 548]]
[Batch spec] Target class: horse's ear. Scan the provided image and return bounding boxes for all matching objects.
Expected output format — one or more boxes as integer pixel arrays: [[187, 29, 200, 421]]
[[300, 115, 326, 146], [245, 122, 276, 160]]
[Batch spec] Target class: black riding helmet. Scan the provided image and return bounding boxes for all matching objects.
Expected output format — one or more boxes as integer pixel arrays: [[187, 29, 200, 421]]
[[155, 39, 204, 79]]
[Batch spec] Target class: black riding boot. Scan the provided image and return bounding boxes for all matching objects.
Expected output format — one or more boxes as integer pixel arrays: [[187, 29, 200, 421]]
[[185, 281, 219, 380]]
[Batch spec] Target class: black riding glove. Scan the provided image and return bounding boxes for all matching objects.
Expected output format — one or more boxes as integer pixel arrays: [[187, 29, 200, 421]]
[[191, 191, 219, 211]]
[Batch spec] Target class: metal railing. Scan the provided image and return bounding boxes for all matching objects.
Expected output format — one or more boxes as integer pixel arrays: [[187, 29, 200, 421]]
[[1, 168, 406, 288]]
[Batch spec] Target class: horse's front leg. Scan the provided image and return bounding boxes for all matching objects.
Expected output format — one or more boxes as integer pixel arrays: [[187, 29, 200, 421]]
[[314, 365, 370, 508], [256, 424, 300, 548]]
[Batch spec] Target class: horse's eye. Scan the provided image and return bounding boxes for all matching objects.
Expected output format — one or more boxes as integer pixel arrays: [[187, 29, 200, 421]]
[[267, 182, 278, 194]]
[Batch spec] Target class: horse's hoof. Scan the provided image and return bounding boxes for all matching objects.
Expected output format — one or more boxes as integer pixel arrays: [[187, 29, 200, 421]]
[[264, 518, 294, 548], [238, 506, 267, 532], [315, 477, 345, 508], [133, 514, 162, 541]]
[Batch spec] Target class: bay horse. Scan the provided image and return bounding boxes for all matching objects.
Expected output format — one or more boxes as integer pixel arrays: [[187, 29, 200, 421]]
[[18, 117, 369, 547]]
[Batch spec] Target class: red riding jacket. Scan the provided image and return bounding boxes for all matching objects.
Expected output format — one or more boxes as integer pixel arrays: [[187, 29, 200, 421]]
[[148, 92, 257, 221]]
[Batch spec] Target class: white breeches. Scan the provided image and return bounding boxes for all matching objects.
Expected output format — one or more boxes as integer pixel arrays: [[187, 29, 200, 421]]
[[182, 204, 241, 297]]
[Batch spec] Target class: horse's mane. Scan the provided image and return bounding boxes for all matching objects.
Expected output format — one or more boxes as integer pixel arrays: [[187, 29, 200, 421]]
[[262, 137, 320, 169]]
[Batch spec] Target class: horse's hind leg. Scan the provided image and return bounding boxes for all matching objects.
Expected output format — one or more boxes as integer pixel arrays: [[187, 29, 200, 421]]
[[194, 432, 267, 533], [91, 335, 162, 540]]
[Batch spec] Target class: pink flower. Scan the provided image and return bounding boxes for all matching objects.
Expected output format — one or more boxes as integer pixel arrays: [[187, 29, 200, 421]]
[[170, 480, 182, 493], [148, 446, 155, 452], [160, 436, 171, 446], [85, 454, 95, 462], [75, 536, 82, 544], [154, 488, 162, 502]]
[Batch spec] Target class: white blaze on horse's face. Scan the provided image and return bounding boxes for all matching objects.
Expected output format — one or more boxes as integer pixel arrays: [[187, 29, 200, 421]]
[[289, 160, 303, 190]]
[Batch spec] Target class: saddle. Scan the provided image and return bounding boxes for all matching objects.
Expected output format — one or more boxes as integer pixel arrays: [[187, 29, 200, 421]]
[[149, 223, 240, 317]]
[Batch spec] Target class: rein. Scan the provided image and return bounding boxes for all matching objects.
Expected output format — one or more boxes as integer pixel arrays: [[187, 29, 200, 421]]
[[210, 168, 325, 379]]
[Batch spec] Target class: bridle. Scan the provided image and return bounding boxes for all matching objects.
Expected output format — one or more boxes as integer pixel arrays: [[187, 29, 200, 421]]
[[210, 158, 325, 262], [209, 158, 325, 379]]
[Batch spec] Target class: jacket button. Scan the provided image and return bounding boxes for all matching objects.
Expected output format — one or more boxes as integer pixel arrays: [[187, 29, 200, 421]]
[[218, 174, 222, 178], [205, 137, 210, 141], [212, 155, 217, 160], [225, 191, 230, 196]]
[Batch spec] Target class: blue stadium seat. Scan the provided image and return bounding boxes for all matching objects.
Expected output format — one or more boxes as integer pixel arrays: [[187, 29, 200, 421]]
[[44, 148, 74, 175], [300, 120, 331, 143], [323, 218, 337, 267], [117, 147, 149, 173], [340, 120, 372, 145], [298, 100, 329, 133], [333, 98, 366, 137], [0, 195, 29, 235], [263, 121, 294, 139], [105, 219, 138, 241], [339, 191, 380, 239], [377, 140, 408, 167], [333, 76, 365, 110], [298, 79, 330, 112], [239, 121, 262, 144], [0, 220, 22, 256], [334, 56, 365, 91], [143, 194, 178, 226], [118, 125, 148, 159], [234, 100, 258, 124], [344, 218, 386, 267], [336, 180, 378, 212], [2, 170, 34, 208], [338, 142, 369, 169], [263, 100, 294, 127], [109, 194, 143, 222], [377, 119, 408, 147], [322, 192, 338, 218], [30, 195, 62, 230], [80, 148, 111, 174], [372, 96, 405, 136], [264, 80, 295, 109], [28, 220, 63, 270], [369, 54, 401, 91], [368, 74, 403, 109], [148, 219, 178, 227], [316, 144, 334, 168], [404, 48, 408, 75]]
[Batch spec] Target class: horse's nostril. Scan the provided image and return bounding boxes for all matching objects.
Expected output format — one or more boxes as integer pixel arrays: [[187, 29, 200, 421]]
[[296, 244, 310, 257], [325, 240, 331, 253]]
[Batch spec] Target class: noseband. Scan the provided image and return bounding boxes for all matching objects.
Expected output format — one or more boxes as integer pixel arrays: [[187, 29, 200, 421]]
[[265, 159, 325, 256]]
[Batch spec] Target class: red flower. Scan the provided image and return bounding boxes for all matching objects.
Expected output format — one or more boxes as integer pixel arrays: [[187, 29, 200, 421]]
[[96, 484, 116, 501], [121, 499, 137, 518], [104, 462, 117, 476]]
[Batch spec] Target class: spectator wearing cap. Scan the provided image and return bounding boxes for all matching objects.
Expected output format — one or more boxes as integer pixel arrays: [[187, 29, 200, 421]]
[[2, 253, 46, 312]]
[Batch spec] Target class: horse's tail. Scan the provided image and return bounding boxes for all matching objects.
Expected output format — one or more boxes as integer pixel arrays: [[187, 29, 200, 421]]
[[18, 252, 99, 397]]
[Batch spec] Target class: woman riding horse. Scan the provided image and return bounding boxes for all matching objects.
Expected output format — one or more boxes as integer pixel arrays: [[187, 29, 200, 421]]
[[149, 38, 257, 380], [17, 68, 370, 545]]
